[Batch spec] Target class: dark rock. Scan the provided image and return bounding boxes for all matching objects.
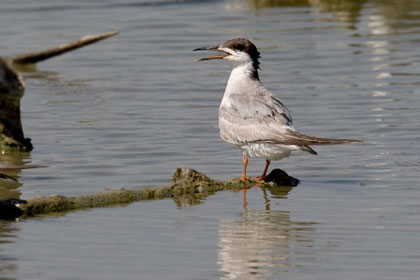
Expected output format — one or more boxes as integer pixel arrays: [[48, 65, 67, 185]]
[[264, 168, 300, 187], [0, 198, 27, 220]]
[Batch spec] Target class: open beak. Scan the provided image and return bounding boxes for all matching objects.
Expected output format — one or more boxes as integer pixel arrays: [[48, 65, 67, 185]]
[[193, 46, 232, 61]]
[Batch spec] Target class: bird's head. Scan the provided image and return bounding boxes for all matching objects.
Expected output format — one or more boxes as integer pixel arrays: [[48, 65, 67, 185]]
[[194, 38, 261, 74]]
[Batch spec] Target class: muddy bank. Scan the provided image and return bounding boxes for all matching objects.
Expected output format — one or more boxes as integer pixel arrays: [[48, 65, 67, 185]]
[[20, 168, 297, 218]]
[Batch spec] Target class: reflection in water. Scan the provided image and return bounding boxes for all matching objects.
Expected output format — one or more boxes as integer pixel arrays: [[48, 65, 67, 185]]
[[242, 184, 294, 208], [13, 63, 93, 89], [246, 0, 366, 26], [244, 0, 420, 31], [219, 186, 315, 279], [0, 152, 31, 200], [0, 221, 19, 277], [308, 0, 366, 29], [218, 205, 316, 279]]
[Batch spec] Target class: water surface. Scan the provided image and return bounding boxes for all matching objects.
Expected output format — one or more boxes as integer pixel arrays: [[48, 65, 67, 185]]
[[1, 0, 420, 279]]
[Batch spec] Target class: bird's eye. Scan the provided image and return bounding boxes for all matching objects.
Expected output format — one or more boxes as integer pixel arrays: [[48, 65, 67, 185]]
[[234, 44, 244, 51]]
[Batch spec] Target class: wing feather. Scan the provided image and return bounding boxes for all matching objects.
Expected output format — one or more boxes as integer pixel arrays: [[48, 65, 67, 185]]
[[218, 87, 361, 151], [219, 87, 294, 145]]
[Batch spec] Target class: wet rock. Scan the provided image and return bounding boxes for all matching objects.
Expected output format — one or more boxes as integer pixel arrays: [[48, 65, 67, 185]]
[[170, 168, 225, 207], [171, 168, 223, 192], [0, 198, 27, 220], [264, 168, 300, 187], [171, 168, 218, 187]]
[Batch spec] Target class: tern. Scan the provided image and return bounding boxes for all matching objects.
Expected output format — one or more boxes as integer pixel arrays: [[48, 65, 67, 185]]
[[194, 38, 360, 181]]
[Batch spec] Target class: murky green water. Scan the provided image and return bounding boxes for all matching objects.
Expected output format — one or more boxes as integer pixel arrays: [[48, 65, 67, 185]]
[[1, 0, 420, 279]]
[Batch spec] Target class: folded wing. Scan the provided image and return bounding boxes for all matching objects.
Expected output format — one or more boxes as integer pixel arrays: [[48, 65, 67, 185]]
[[219, 89, 360, 154]]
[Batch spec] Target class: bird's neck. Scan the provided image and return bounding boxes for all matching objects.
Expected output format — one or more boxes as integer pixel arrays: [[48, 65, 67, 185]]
[[224, 63, 260, 95]]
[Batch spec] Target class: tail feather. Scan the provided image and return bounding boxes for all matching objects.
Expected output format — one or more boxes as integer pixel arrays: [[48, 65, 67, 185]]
[[251, 130, 361, 155], [286, 131, 362, 146], [287, 131, 361, 155], [300, 145, 318, 155]]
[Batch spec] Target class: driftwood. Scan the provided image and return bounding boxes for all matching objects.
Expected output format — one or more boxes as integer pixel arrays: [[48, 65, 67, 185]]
[[0, 31, 118, 151], [16, 168, 298, 219], [0, 59, 29, 150], [10, 31, 118, 64]]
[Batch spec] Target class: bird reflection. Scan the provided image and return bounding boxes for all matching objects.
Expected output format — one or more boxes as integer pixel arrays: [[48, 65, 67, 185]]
[[218, 192, 316, 279], [241, 168, 298, 208], [242, 184, 293, 209]]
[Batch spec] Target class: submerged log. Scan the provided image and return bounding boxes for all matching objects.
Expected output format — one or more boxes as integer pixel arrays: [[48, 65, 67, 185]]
[[0, 31, 118, 151], [18, 168, 299, 218]]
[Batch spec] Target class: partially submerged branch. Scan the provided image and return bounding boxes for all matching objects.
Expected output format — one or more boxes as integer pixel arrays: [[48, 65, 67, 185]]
[[0, 58, 30, 151], [10, 31, 119, 65], [1, 31, 118, 151], [20, 168, 298, 218]]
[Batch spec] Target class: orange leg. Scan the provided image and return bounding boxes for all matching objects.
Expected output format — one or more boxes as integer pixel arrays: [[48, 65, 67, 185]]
[[241, 156, 249, 181], [255, 160, 271, 181], [242, 188, 248, 208]]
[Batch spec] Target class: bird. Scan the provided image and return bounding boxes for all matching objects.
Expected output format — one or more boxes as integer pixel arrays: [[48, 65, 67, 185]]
[[193, 38, 361, 181]]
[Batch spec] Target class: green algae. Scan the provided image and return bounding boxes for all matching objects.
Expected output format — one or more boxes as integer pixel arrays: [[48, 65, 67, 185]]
[[22, 187, 172, 218]]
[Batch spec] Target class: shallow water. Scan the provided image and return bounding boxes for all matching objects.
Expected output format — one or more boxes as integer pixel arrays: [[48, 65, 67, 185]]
[[1, 0, 420, 279]]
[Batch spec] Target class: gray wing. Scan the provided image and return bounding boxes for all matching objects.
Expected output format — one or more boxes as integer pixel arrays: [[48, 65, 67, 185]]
[[219, 86, 296, 145], [218, 87, 360, 150]]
